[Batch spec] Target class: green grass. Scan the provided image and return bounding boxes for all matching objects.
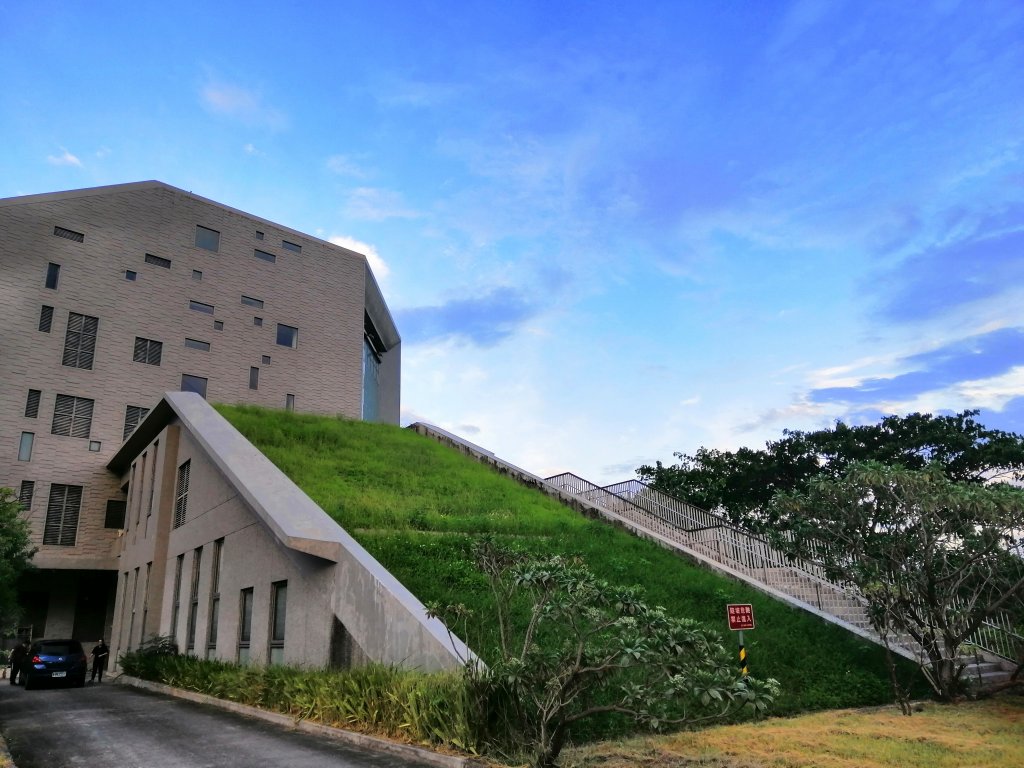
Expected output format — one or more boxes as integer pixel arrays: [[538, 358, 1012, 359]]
[[218, 405, 915, 717]]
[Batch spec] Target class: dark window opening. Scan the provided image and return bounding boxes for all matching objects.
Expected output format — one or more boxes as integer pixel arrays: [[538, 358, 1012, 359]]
[[53, 226, 84, 243], [105, 499, 127, 529], [39, 305, 54, 333], [51, 394, 94, 438], [241, 295, 264, 308], [189, 300, 214, 314], [195, 225, 220, 252], [276, 324, 298, 348], [43, 484, 82, 546], [173, 460, 190, 529], [62, 312, 99, 369], [184, 338, 210, 352], [133, 337, 163, 365], [25, 389, 41, 418], [123, 405, 150, 440], [18, 481, 35, 511], [249, 367, 259, 390], [45, 262, 61, 289], [145, 253, 172, 269], [281, 240, 301, 253], [180, 374, 208, 398], [253, 249, 276, 263]]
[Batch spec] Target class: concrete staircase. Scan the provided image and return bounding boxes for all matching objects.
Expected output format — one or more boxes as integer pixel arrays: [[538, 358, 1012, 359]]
[[407, 423, 1019, 686]]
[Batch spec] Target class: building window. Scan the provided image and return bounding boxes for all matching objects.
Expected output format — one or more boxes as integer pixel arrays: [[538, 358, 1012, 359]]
[[125, 270, 137, 281], [105, 499, 127, 529], [128, 567, 140, 651], [214, 320, 224, 331], [25, 390, 41, 418], [362, 337, 381, 422], [147, 440, 159, 524], [241, 295, 264, 308], [207, 539, 224, 657], [89, 440, 101, 452], [184, 338, 211, 352], [189, 300, 214, 314], [285, 394, 294, 411], [195, 225, 220, 252], [281, 240, 301, 254], [187, 547, 203, 652], [144, 253, 171, 269], [255, 231, 264, 240], [238, 587, 254, 664], [276, 324, 298, 348], [45, 263, 61, 289], [39, 305, 54, 333], [141, 562, 152, 641], [18, 432, 34, 461], [269, 580, 287, 664], [62, 312, 99, 369], [18, 481, 35, 511], [53, 225, 84, 243], [52, 394, 94, 438], [261, 355, 271, 365], [253, 249, 276, 264], [180, 374, 208, 399], [249, 367, 259, 390], [253, 317, 263, 327], [43, 484, 82, 546], [192, 269, 202, 280], [173, 460, 190, 529], [171, 554, 184, 638], [133, 337, 163, 365], [123, 405, 150, 440]]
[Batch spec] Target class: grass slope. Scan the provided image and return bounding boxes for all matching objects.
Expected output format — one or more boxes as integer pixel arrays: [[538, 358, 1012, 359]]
[[218, 405, 909, 716]]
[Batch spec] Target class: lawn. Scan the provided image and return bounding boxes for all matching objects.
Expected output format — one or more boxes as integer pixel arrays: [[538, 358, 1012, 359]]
[[563, 696, 1024, 768], [218, 405, 920, 718]]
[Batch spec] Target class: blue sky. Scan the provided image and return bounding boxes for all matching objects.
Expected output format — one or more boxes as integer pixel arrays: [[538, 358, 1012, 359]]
[[3, 1, 1023, 484]]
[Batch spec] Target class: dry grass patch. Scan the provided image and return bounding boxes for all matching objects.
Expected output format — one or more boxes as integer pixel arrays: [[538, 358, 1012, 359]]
[[564, 697, 1024, 768]]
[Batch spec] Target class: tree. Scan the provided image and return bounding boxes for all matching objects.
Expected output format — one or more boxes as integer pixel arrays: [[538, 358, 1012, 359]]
[[638, 411, 1024, 527], [768, 462, 1024, 705], [430, 539, 778, 768], [0, 487, 36, 633]]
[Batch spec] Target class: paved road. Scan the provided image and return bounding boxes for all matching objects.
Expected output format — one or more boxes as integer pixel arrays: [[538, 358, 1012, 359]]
[[0, 679, 436, 767]]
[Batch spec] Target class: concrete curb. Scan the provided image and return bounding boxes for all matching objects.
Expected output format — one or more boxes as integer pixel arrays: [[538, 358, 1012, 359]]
[[117, 676, 479, 768]]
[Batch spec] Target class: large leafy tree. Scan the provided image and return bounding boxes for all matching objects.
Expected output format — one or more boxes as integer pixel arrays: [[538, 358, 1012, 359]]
[[638, 411, 1024, 527], [768, 463, 1024, 705], [0, 487, 35, 633]]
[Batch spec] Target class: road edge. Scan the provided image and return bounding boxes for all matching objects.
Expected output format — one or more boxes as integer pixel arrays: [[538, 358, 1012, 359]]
[[117, 675, 480, 768]]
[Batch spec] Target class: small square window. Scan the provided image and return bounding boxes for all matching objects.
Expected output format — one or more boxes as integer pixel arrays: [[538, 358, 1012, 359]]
[[253, 317, 263, 327], [214, 320, 224, 331], [125, 270, 137, 281], [261, 355, 271, 365], [195, 225, 220, 252], [45, 262, 61, 289], [89, 440, 102, 452], [249, 367, 259, 390], [276, 324, 298, 348], [192, 270, 203, 281], [180, 374, 209, 399], [255, 231, 264, 240]]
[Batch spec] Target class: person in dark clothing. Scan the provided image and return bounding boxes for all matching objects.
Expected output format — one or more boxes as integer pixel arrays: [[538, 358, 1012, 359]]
[[90, 639, 109, 683], [9, 641, 28, 685]]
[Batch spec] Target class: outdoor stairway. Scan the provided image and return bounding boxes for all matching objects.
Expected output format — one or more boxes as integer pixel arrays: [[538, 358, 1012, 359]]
[[407, 423, 1019, 684]]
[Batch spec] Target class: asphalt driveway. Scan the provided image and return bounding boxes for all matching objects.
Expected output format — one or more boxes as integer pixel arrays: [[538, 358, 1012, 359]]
[[0, 680, 439, 767]]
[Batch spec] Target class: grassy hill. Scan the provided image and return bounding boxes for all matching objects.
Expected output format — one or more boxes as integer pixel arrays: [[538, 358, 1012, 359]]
[[218, 405, 912, 716]]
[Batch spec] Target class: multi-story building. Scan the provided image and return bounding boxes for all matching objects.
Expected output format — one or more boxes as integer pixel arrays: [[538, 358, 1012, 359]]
[[0, 181, 402, 647]]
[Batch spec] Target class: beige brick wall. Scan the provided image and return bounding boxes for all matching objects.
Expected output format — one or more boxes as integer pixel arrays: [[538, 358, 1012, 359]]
[[0, 182, 399, 574]]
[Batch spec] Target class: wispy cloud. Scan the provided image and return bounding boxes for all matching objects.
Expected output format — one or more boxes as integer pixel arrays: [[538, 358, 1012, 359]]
[[326, 154, 368, 178], [243, 143, 262, 156], [328, 235, 390, 279], [46, 148, 82, 167], [342, 187, 420, 221], [200, 82, 287, 130], [396, 286, 538, 347]]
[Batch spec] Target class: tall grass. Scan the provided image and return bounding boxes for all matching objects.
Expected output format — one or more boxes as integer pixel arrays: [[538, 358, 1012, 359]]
[[218, 405, 914, 717]]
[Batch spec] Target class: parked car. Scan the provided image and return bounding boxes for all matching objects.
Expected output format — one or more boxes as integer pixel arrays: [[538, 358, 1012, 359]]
[[20, 639, 88, 690]]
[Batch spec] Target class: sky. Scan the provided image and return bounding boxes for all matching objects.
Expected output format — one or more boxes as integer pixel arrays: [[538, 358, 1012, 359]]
[[3, 1, 1023, 485]]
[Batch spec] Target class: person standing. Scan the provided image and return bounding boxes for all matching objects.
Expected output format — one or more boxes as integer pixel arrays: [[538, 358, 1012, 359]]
[[90, 639, 109, 683], [9, 641, 28, 685]]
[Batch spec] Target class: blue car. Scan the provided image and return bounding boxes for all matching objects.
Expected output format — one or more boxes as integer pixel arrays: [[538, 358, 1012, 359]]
[[21, 639, 88, 690]]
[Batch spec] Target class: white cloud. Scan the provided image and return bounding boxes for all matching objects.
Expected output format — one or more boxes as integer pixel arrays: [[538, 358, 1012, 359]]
[[200, 82, 287, 130], [46, 148, 82, 167], [328, 235, 390, 279], [326, 154, 368, 178], [94, 147, 111, 159], [343, 187, 420, 221], [243, 143, 262, 156]]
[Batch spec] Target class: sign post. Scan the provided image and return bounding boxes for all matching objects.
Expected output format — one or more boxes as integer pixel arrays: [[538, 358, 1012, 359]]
[[726, 604, 755, 676]]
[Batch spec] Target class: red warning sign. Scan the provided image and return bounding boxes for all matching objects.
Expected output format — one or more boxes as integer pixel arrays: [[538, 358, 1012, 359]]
[[726, 603, 755, 631]]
